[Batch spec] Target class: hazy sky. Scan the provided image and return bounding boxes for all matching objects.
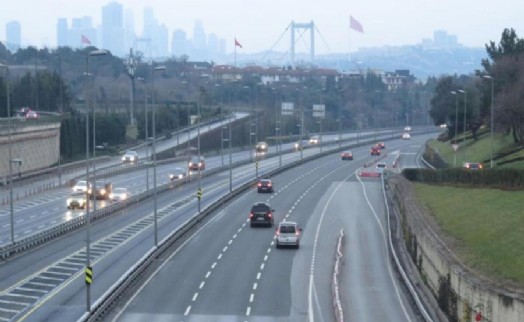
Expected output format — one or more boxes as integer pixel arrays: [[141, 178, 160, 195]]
[[1, 0, 523, 54]]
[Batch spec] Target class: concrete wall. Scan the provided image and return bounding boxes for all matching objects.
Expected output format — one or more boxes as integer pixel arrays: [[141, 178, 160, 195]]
[[0, 122, 60, 182], [389, 175, 524, 322]]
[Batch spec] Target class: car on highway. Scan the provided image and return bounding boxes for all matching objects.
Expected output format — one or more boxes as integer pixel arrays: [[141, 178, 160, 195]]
[[169, 167, 188, 181], [109, 187, 130, 202], [66, 192, 87, 210], [309, 135, 319, 145], [402, 132, 411, 140], [250, 202, 274, 227], [255, 141, 269, 155], [375, 162, 387, 175], [122, 150, 139, 164], [188, 156, 205, 171], [370, 145, 381, 156], [25, 110, 39, 119], [378, 142, 385, 149], [294, 140, 308, 151], [88, 180, 113, 200], [72, 180, 91, 193], [275, 221, 302, 249], [257, 178, 274, 193], [341, 151, 353, 160], [404, 126, 412, 132], [463, 162, 483, 170]]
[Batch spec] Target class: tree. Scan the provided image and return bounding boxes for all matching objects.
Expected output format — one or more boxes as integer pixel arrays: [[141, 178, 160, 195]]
[[481, 28, 524, 144]]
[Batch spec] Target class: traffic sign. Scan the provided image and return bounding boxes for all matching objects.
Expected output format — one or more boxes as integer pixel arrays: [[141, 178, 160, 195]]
[[452, 144, 459, 151], [197, 188, 202, 200], [85, 266, 93, 285]]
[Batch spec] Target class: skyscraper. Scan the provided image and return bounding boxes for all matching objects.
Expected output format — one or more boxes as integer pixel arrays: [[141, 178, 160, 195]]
[[57, 18, 68, 47], [192, 20, 207, 60], [102, 1, 125, 56], [172, 29, 189, 57], [6, 21, 21, 51]]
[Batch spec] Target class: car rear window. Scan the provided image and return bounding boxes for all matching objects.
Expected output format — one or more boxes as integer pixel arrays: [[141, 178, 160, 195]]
[[252, 204, 270, 213], [377, 163, 386, 168], [280, 225, 296, 233]]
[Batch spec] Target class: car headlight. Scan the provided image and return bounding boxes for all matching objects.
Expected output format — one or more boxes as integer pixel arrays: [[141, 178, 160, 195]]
[[67, 198, 72, 204], [178, 174, 183, 179], [122, 156, 126, 161], [100, 189, 106, 195], [130, 156, 135, 161]]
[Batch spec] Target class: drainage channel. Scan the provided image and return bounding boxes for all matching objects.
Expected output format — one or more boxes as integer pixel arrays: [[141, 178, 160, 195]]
[[0, 180, 226, 322]]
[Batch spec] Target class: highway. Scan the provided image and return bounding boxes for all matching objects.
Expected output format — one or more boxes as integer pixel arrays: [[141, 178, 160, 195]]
[[101, 135, 433, 322], [0, 121, 435, 321]]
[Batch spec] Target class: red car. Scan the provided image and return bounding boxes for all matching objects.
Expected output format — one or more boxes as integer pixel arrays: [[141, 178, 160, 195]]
[[370, 146, 381, 156], [378, 142, 385, 149], [341, 151, 353, 160]]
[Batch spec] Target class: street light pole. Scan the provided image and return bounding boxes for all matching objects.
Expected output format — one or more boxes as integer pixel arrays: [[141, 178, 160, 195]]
[[83, 49, 108, 313], [1, 63, 15, 244], [484, 75, 495, 168], [451, 91, 459, 167], [458, 89, 467, 162], [152, 64, 166, 247]]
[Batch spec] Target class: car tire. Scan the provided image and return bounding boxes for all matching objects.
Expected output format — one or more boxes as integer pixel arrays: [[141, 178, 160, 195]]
[[250, 222, 254, 228], [276, 243, 280, 249]]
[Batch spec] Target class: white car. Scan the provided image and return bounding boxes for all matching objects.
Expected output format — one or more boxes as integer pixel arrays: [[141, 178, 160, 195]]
[[109, 188, 130, 202], [375, 162, 387, 175], [73, 180, 91, 193], [404, 126, 412, 132], [309, 135, 319, 145], [169, 167, 188, 181], [66, 192, 87, 210], [402, 132, 411, 140], [275, 221, 302, 249], [122, 151, 139, 164]]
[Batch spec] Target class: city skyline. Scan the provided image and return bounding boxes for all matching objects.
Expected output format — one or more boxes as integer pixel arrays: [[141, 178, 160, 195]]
[[1, 0, 523, 56]]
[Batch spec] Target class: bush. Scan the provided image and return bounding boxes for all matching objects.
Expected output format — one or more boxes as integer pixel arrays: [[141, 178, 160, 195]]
[[401, 168, 524, 190]]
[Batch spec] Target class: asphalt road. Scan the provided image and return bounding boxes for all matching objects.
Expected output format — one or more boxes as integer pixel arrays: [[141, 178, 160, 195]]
[[0, 125, 436, 321], [104, 135, 434, 322]]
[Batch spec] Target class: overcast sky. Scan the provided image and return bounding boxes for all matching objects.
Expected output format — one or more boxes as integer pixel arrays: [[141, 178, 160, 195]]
[[1, 0, 523, 54]]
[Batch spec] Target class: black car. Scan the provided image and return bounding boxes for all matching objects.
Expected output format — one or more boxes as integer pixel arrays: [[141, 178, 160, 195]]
[[250, 202, 274, 227], [257, 179, 274, 193]]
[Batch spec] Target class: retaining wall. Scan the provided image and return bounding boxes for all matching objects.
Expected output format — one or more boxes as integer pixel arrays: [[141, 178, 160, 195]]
[[0, 122, 61, 182], [389, 175, 524, 322]]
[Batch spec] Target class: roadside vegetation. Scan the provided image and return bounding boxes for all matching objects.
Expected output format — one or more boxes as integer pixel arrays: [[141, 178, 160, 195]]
[[418, 125, 524, 285]]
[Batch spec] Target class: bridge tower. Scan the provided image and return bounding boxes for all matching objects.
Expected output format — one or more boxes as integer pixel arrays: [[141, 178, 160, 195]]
[[290, 21, 315, 66]]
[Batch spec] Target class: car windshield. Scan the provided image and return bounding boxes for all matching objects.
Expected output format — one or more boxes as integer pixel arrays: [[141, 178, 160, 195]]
[[377, 164, 386, 168], [114, 188, 127, 193], [76, 181, 87, 187]]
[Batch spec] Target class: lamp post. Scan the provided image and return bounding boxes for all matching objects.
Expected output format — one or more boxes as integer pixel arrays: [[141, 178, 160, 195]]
[[0, 63, 15, 244], [451, 91, 459, 167], [152, 64, 166, 247], [458, 89, 467, 162], [483, 75, 495, 168], [137, 77, 150, 191], [83, 48, 108, 313]]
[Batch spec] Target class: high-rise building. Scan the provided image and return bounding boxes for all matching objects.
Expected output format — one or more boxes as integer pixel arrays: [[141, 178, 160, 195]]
[[69, 16, 96, 48], [6, 21, 21, 51], [208, 33, 219, 56], [172, 29, 189, 57], [102, 1, 125, 56], [124, 8, 136, 51], [57, 18, 68, 47], [141, 7, 168, 58], [192, 20, 207, 60]]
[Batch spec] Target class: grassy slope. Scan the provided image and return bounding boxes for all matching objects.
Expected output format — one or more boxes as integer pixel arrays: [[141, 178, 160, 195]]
[[413, 183, 524, 285], [418, 129, 524, 285]]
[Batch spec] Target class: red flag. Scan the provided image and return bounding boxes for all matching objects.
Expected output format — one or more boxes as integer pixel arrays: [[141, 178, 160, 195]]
[[349, 15, 364, 33], [81, 34, 91, 45], [235, 38, 242, 48]]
